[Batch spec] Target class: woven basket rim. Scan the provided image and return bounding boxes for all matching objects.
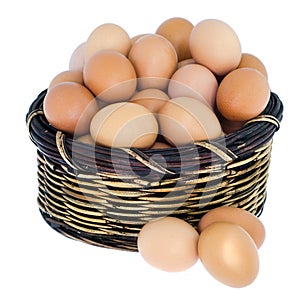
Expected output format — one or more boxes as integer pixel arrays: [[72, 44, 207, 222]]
[[26, 89, 283, 174]]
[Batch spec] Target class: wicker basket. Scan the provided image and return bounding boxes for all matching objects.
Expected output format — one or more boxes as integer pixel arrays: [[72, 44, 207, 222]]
[[26, 89, 283, 251]]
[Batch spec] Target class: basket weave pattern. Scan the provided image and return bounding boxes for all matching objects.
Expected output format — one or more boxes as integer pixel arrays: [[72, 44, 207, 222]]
[[26, 90, 283, 251]]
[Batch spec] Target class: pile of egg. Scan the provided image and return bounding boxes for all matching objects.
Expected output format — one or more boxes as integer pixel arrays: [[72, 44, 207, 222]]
[[42, 18, 272, 287], [138, 207, 266, 288], [43, 17, 270, 149]]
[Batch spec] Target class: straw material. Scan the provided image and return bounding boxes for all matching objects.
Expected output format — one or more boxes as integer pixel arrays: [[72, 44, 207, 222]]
[[26, 90, 283, 251]]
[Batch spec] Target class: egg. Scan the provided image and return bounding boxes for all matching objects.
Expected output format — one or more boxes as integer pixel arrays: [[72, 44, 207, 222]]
[[83, 50, 137, 103], [221, 119, 245, 134], [150, 141, 171, 149], [131, 33, 148, 44], [48, 70, 83, 89], [216, 68, 270, 121], [156, 17, 193, 61], [217, 112, 245, 134], [137, 217, 199, 272], [130, 88, 169, 113], [85, 23, 131, 61], [189, 19, 241, 76], [198, 206, 265, 248], [69, 42, 86, 71], [238, 53, 268, 78], [44, 82, 99, 135], [75, 134, 95, 145], [128, 34, 178, 90], [158, 96, 222, 146], [90, 102, 158, 148], [168, 63, 218, 108], [198, 222, 259, 288], [177, 58, 195, 69]]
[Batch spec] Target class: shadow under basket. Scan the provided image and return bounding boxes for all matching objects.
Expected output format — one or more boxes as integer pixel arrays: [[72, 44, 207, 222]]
[[26, 90, 283, 252]]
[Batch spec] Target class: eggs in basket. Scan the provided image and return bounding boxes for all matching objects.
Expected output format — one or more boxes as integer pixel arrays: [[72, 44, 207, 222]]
[[28, 17, 282, 288], [44, 18, 270, 148]]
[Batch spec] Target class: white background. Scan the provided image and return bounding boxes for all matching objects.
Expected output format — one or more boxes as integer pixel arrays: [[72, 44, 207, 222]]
[[1, 0, 299, 299]]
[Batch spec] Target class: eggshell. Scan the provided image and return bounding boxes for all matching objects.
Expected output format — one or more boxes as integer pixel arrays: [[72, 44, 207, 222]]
[[216, 68, 270, 121], [83, 50, 137, 103], [221, 119, 245, 134], [44, 82, 99, 135], [75, 134, 95, 145], [177, 58, 195, 69], [137, 217, 199, 272], [198, 206, 265, 248], [158, 96, 222, 146], [168, 64, 218, 108], [128, 34, 178, 90], [189, 19, 241, 76], [156, 17, 193, 61], [131, 33, 148, 44], [69, 42, 86, 71], [198, 222, 259, 288], [238, 53, 268, 78], [48, 70, 83, 89], [130, 88, 169, 113], [150, 141, 171, 149], [85, 23, 131, 60], [90, 102, 158, 149], [217, 112, 245, 134]]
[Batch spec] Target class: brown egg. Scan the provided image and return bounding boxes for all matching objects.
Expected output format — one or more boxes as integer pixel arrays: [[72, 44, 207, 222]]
[[137, 217, 199, 272], [69, 42, 86, 71], [158, 96, 222, 146], [156, 17, 193, 61], [190, 19, 241, 76], [75, 134, 95, 145], [168, 63, 218, 108], [130, 88, 169, 113], [238, 53, 268, 78], [216, 68, 270, 121], [128, 34, 178, 90], [85, 23, 131, 60], [48, 70, 83, 89], [44, 82, 99, 135], [83, 50, 137, 103], [90, 102, 158, 149], [217, 112, 245, 134], [131, 33, 148, 44], [177, 58, 195, 69], [198, 222, 259, 288], [150, 141, 171, 149], [221, 119, 245, 134], [198, 206, 265, 248]]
